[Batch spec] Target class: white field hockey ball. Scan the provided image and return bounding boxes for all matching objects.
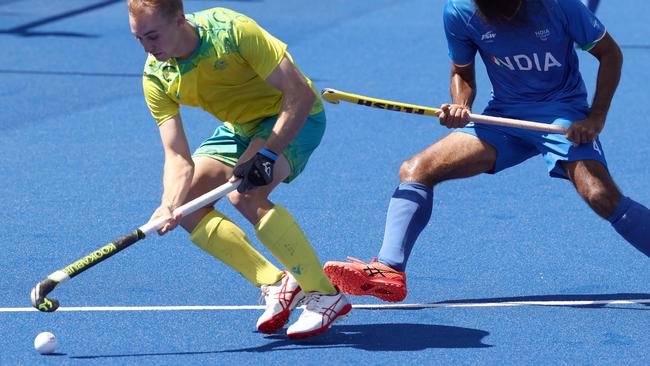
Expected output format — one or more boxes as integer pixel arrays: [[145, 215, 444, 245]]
[[34, 331, 57, 354]]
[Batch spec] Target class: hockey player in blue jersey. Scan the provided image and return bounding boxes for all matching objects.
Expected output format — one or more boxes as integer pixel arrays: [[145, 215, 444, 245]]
[[324, 0, 650, 302]]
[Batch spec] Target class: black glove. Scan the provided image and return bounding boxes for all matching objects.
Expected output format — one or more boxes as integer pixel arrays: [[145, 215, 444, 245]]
[[233, 148, 277, 193]]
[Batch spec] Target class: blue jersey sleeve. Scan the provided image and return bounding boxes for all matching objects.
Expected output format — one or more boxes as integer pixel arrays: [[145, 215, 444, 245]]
[[443, 1, 477, 66], [557, 0, 606, 50]]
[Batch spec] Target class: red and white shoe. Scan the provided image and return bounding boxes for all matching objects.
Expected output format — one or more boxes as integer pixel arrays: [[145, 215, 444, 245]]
[[324, 257, 407, 302], [256, 272, 305, 334], [286, 290, 352, 339]]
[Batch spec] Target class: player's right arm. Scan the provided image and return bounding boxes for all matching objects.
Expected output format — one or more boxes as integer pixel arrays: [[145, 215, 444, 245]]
[[149, 114, 195, 235], [141, 71, 192, 234], [440, 63, 476, 129], [440, 1, 476, 129]]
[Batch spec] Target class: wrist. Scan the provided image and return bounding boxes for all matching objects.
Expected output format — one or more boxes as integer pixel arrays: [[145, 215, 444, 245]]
[[161, 199, 175, 212], [589, 106, 608, 117], [258, 147, 278, 161], [588, 111, 607, 124]]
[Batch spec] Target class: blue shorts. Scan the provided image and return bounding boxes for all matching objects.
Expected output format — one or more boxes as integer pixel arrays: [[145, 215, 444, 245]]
[[456, 113, 608, 179]]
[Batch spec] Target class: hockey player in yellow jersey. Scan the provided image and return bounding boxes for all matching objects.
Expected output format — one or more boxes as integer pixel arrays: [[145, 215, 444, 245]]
[[128, 0, 350, 339]]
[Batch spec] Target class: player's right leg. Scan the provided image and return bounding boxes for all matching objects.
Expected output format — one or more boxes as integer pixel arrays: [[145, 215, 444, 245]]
[[325, 132, 498, 302], [180, 156, 285, 288]]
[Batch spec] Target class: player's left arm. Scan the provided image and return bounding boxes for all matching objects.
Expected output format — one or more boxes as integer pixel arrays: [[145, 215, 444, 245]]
[[228, 15, 316, 192], [567, 32, 623, 144], [230, 55, 315, 193], [262, 56, 315, 154]]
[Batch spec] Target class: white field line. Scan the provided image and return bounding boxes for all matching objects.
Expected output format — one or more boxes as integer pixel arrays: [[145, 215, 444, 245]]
[[3, 298, 650, 313]]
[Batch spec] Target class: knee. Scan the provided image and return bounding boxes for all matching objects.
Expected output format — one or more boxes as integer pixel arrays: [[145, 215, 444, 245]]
[[579, 185, 620, 218], [399, 157, 439, 187], [228, 191, 253, 211]]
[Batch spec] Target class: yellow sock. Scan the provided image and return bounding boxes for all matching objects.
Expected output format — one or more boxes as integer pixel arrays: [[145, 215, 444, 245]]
[[255, 205, 336, 294], [190, 210, 284, 287]]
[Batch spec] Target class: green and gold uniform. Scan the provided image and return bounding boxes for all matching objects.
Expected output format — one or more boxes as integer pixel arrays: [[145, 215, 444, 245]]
[[142, 7, 325, 181], [140, 8, 334, 293]]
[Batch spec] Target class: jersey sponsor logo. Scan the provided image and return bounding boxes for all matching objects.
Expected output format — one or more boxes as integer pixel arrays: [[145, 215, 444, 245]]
[[481, 30, 496, 41], [491, 52, 562, 72]]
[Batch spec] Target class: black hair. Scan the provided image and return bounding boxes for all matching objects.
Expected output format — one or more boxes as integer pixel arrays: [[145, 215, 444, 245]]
[[473, 0, 525, 25]]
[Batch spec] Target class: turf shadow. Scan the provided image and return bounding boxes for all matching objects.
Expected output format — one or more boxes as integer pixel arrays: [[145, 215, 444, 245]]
[[229, 323, 493, 352], [0, 0, 120, 37], [70, 323, 491, 359]]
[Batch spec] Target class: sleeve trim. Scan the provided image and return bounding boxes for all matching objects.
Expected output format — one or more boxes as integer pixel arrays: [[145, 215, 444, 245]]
[[260, 45, 288, 81], [582, 28, 607, 51], [451, 61, 474, 67]]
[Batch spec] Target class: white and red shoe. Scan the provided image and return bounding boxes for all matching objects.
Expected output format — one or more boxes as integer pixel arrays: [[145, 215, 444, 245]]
[[256, 272, 305, 334], [286, 290, 352, 339]]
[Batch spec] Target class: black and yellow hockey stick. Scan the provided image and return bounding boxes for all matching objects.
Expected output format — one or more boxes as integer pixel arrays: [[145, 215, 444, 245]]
[[30, 180, 240, 312], [321, 88, 567, 134]]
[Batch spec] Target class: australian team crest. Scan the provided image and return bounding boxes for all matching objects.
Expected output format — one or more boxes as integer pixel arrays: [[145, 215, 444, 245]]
[[161, 64, 177, 83]]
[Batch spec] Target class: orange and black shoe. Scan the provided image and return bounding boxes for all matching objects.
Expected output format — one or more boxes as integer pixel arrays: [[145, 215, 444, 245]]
[[323, 257, 407, 302]]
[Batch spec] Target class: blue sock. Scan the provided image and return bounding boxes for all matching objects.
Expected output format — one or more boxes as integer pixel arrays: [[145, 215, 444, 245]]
[[608, 196, 650, 256], [377, 182, 433, 271]]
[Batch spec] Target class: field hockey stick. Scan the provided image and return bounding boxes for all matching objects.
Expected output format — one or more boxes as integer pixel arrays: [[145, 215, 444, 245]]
[[321, 88, 567, 134], [30, 180, 241, 312]]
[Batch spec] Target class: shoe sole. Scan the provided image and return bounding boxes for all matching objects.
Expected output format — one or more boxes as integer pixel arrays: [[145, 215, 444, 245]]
[[257, 289, 305, 334], [324, 263, 406, 303], [286, 303, 353, 339], [257, 308, 290, 334]]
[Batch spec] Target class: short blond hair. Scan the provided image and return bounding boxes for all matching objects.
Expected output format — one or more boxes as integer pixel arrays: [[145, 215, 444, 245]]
[[127, 0, 184, 19]]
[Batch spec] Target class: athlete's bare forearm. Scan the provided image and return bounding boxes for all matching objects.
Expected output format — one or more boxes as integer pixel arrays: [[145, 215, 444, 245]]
[[263, 56, 316, 154], [450, 63, 477, 109], [161, 154, 194, 210], [589, 33, 623, 123], [266, 89, 315, 154]]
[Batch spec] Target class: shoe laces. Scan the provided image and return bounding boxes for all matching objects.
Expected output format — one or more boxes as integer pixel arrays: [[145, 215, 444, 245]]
[[258, 283, 278, 305], [301, 292, 329, 313]]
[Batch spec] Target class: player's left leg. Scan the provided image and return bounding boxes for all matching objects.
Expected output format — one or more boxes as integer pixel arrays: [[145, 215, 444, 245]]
[[562, 159, 650, 255], [229, 139, 337, 295], [230, 111, 350, 338]]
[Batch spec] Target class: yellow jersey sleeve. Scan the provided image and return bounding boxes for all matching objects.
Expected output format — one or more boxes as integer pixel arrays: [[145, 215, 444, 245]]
[[142, 74, 180, 126], [232, 15, 287, 80]]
